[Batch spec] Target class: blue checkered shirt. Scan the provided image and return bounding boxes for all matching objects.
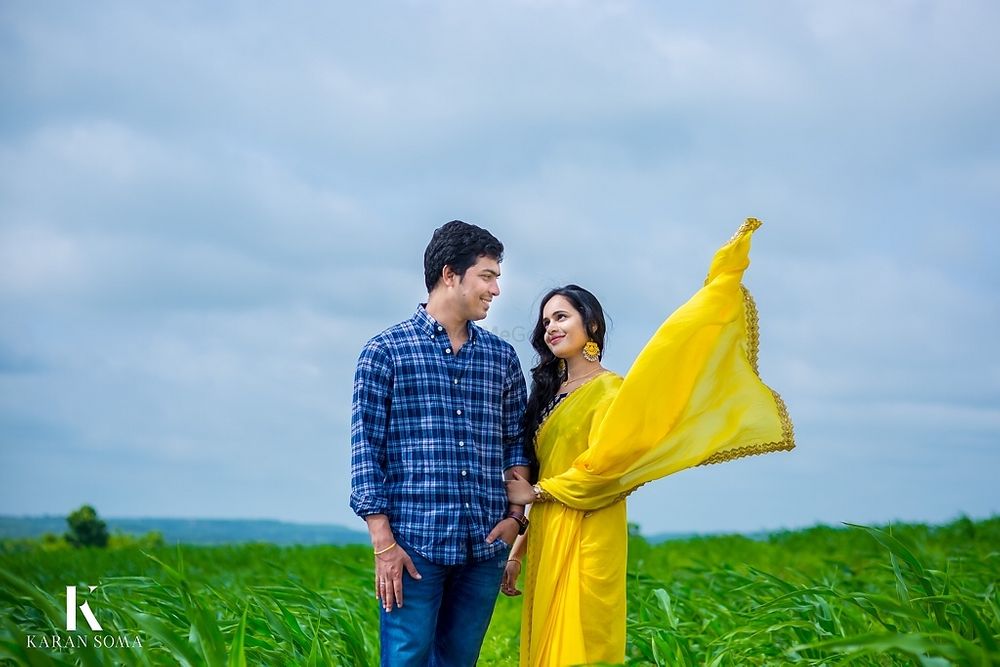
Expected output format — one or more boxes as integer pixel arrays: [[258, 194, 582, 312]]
[[350, 305, 529, 565]]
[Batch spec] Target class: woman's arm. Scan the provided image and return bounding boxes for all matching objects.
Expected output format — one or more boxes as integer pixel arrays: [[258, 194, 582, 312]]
[[501, 531, 528, 596]]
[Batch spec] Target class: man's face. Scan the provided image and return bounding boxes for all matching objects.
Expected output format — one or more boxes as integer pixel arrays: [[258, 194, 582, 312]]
[[454, 255, 501, 321]]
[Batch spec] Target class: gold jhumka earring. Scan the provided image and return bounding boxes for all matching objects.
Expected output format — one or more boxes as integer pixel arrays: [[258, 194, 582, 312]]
[[582, 341, 601, 362]]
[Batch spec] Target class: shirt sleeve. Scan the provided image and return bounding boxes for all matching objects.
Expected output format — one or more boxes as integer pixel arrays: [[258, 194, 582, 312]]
[[501, 348, 530, 470], [350, 340, 394, 517]]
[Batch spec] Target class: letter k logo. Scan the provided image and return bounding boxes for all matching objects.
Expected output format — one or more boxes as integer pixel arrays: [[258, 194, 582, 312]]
[[66, 585, 102, 631]]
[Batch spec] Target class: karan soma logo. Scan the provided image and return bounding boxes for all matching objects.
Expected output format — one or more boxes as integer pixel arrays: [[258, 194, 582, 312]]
[[24, 585, 142, 651]]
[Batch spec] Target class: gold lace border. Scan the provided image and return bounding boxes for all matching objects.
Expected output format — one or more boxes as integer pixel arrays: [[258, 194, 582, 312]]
[[696, 284, 796, 465]]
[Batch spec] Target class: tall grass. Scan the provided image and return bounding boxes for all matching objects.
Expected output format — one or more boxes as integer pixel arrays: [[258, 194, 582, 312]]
[[1, 517, 997, 665], [0, 544, 377, 665], [626, 518, 1000, 666]]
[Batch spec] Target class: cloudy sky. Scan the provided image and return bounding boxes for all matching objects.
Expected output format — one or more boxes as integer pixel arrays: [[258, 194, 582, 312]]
[[1, 1, 997, 535]]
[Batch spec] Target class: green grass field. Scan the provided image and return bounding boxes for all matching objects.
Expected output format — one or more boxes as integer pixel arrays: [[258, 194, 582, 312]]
[[2, 517, 997, 665]]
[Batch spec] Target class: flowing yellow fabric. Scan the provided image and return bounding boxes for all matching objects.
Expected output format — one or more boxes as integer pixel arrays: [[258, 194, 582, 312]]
[[519, 219, 794, 666]]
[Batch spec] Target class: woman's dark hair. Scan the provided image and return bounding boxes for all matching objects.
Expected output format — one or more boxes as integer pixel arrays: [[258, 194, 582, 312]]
[[423, 220, 504, 292], [522, 285, 607, 480]]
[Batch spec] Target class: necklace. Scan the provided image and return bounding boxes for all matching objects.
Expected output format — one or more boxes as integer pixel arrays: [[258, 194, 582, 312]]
[[561, 366, 603, 387]]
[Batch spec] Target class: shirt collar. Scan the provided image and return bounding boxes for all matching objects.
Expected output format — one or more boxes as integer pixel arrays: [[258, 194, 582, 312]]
[[413, 304, 477, 342]]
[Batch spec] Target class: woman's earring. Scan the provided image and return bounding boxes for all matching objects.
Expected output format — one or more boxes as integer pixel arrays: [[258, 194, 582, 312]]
[[557, 359, 567, 377], [582, 341, 601, 362]]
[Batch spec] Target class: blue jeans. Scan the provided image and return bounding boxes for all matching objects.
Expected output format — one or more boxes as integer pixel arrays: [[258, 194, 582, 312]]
[[379, 540, 508, 666]]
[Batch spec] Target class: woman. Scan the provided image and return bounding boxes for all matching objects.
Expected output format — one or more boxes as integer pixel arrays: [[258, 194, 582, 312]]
[[503, 219, 794, 666]]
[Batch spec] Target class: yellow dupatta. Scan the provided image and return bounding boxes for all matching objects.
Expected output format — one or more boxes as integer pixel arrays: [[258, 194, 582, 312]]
[[538, 218, 795, 510]]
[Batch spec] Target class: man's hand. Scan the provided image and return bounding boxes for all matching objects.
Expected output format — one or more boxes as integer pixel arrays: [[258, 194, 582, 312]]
[[366, 514, 421, 613], [375, 544, 422, 613], [485, 517, 519, 546]]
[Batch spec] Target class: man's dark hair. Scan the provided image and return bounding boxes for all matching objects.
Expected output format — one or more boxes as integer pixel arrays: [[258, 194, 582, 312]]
[[423, 220, 504, 292]]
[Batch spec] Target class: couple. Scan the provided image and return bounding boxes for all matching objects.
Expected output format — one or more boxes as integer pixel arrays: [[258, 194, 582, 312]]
[[350, 219, 794, 666]]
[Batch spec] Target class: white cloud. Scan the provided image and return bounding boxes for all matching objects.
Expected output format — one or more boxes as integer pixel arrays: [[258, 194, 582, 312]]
[[0, 226, 86, 295]]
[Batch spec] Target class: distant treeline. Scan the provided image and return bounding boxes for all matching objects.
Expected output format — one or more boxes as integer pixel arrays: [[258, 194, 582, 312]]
[[0, 515, 369, 546]]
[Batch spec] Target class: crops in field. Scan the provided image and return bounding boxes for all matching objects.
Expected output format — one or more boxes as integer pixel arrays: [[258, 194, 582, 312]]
[[1, 517, 997, 666]]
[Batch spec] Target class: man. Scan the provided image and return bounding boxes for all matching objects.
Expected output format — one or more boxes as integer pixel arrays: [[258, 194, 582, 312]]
[[350, 220, 530, 666]]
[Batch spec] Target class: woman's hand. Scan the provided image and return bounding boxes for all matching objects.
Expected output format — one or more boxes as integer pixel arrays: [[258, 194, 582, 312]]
[[501, 559, 523, 596], [505, 470, 536, 505]]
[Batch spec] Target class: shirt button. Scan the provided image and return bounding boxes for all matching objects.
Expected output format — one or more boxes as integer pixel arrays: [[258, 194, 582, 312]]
[[461, 470, 467, 477], [437, 326, 443, 331], [445, 347, 452, 354], [456, 409, 462, 416], [453, 378, 459, 384], [459, 441, 464, 447], [465, 503, 470, 508]]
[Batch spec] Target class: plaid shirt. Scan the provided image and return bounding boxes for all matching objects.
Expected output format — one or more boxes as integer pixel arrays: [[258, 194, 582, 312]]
[[350, 305, 529, 565]]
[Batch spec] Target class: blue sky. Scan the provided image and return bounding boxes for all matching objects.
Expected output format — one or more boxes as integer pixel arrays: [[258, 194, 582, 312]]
[[1, 1, 997, 534]]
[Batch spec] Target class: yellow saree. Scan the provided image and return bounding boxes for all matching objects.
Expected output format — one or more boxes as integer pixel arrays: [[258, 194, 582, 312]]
[[519, 219, 794, 666]]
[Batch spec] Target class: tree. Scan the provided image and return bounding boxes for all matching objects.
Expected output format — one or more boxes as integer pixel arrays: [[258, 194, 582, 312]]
[[65, 505, 109, 548]]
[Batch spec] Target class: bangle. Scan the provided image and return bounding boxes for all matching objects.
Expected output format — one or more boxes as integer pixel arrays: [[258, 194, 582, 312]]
[[507, 558, 521, 566], [532, 484, 551, 503], [374, 542, 397, 556]]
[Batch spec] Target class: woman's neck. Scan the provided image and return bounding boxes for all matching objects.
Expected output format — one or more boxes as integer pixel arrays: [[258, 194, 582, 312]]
[[563, 357, 603, 383]]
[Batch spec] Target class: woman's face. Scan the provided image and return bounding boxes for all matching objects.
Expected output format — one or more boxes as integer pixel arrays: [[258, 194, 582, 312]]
[[541, 294, 589, 359]]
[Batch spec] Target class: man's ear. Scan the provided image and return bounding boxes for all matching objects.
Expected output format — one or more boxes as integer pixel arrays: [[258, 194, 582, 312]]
[[440, 264, 457, 287]]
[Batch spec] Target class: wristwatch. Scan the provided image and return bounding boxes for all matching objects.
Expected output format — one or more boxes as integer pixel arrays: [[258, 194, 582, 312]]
[[505, 510, 529, 535]]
